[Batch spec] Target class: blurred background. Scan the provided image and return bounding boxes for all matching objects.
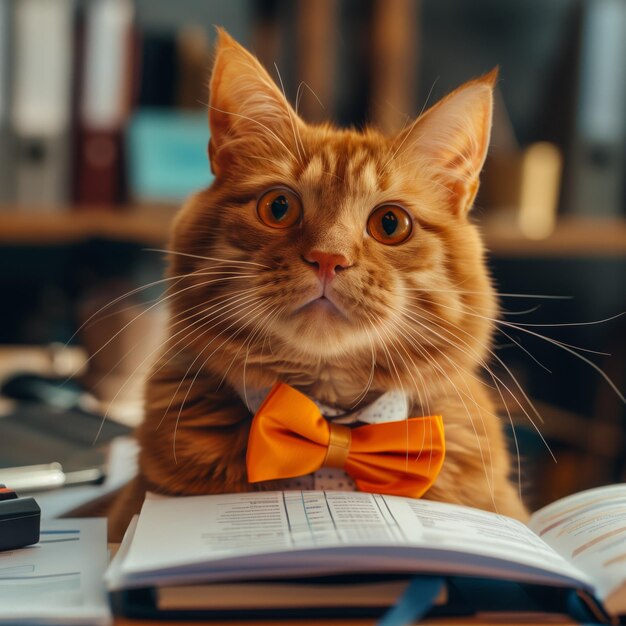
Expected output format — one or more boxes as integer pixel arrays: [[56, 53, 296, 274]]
[[0, 0, 624, 514]]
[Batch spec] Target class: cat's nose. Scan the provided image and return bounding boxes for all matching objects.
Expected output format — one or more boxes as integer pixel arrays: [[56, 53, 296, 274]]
[[303, 250, 352, 282]]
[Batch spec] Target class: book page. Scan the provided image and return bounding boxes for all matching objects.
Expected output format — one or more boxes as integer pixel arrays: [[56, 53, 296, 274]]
[[122, 490, 416, 574], [383, 496, 575, 573], [529, 483, 626, 603], [119, 491, 590, 591]]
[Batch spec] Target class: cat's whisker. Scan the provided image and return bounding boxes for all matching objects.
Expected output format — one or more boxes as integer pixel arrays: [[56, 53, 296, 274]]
[[390, 309, 498, 421], [295, 81, 325, 116], [207, 103, 300, 165], [238, 154, 289, 167], [384, 311, 432, 418], [347, 321, 376, 407], [363, 314, 409, 471], [394, 304, 497, 391], [295, 82, 304, 116], [164, 297, 272, 442], [219, 300, 283, 398], [408, 293, 625, 402], [156, 295, 270, 432], [379, 78, 439, 177], [497, 312, 624, 329], [258, 300, 281, 367], [164, 285, 262, 325], [273, 63, 305, 164], [364, 310, 405, 396], [390, 314, 501, 507], [241, 305, 285, 405], [373, 314, 428, 470], [143, 248, 270, 269], [172, 299, 278, 462], [407, 292, 611, 405], [496, 327, 552, 374], [82, 295, 164, 330], [498, 320, 624, 400], [157, 290, 274, 408], [380, 126, 423, 176], [63, 266, 222, 350], [385, 316, 443, 476], [72, 284, 258, 430], [400, 286, 572, 300], [398, 301, 541, 417], [73, 267, 256, 364], [387, 310, 499, 495], [500, 305, 543, 317], [498, 325, 610, 356], [93, 288, 268, 441], [73, 274, 259, 387], [390, 294, 521, 498], [320, 170, 344, 182], [391, 301, 556, 465]]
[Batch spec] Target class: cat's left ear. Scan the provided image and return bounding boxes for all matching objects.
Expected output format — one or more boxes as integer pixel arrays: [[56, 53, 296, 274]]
[[397, 69, 497, 215]]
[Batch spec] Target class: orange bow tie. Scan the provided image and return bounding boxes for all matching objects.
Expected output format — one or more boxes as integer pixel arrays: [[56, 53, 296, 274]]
[[246, 383, 445, 498]]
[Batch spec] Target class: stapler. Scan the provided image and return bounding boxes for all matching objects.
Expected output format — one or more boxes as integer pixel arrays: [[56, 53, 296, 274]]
[[0, 485, 40, 551]]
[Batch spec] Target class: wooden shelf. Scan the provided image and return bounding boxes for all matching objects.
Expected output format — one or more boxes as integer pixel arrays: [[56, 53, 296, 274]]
[[0, 205, 177, 245], [482, 215, 626, 257], [0, 207, 625, 257]]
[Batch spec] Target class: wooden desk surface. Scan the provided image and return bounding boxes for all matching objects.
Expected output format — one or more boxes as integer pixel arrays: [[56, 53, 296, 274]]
[[114, 618, 577, 625]]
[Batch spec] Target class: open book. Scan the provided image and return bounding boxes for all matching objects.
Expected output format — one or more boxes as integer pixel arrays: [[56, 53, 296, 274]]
[[106, 485, 626, 621]]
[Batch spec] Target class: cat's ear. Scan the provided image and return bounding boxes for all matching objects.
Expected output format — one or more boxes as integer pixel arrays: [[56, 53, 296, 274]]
[[398, 70, 497, 215], [208, 28, 301, 177]]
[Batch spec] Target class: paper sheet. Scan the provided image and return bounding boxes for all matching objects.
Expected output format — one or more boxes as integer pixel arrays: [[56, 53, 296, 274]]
[[0, 518, 111, 625]]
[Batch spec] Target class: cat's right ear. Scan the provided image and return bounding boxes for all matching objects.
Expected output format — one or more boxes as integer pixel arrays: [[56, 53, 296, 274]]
[[208, 29, 301, 177]]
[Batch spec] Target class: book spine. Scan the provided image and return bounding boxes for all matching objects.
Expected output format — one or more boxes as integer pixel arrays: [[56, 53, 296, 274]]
[[568, 0, 626, 216], [175, 26, 210, 111], [11, 0, 74, 210], [0, 0, 13, 206], [370, 0, 418, 133], [74, 0, 134, 207], [295, 0, 337, 123]]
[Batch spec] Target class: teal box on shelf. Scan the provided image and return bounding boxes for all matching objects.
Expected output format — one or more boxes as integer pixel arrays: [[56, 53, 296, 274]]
[[127, 109, 213, 203]]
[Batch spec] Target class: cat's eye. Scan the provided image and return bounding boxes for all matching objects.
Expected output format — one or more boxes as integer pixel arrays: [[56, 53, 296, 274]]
[[257, 187, 302, 229], [367, 205, 412, 245]]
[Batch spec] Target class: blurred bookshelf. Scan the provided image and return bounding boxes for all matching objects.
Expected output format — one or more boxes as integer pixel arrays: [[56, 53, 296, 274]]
[[1, 0, 625, 238]]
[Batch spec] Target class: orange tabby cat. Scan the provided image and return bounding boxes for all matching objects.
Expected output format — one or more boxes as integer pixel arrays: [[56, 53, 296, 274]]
[[109, 30, 527, 540]]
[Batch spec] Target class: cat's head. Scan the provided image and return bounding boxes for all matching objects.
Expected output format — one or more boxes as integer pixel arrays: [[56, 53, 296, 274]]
[[168, 30, 498, 399]]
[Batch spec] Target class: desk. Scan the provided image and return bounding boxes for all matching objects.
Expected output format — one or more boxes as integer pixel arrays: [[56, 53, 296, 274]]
[[114, 617, 578, 625], [113, 617, 578, 626]]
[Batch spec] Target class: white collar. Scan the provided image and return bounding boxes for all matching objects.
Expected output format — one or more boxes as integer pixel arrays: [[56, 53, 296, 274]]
[[241, 386, 409, 425]]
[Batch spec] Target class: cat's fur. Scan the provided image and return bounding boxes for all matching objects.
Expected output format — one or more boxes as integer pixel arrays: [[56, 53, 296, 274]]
[[109, 30, 527, 541]]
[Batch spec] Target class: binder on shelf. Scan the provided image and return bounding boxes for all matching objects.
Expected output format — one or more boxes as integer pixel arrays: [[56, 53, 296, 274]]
[[0, 0, 13, 206], [137, 32, 176, 108], [74, 0, 135, 207], [175, 25, 210, 111], [11, 0, 74, 210], [567, 0, 626, 216]]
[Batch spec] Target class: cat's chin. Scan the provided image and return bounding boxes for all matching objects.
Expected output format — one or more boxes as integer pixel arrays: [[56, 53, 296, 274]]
[[296, 295, 348, 319], [278, 301, 370, 359]]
